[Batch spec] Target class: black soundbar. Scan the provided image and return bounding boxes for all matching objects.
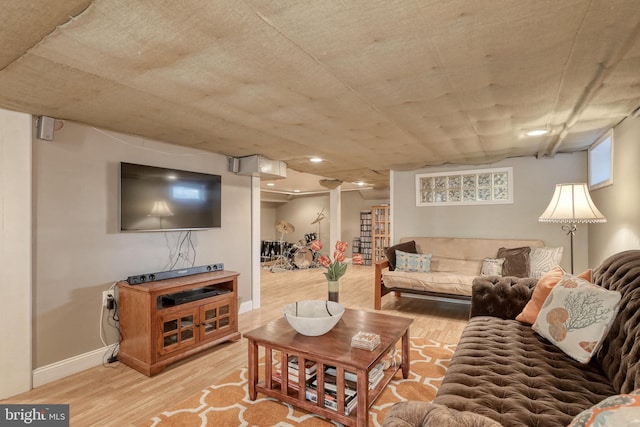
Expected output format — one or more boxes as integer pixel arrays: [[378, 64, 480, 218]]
[[126, 263, 224, 285]]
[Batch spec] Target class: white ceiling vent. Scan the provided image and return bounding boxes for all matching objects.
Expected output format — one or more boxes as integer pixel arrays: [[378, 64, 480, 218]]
[[235, 155, 287, 180]]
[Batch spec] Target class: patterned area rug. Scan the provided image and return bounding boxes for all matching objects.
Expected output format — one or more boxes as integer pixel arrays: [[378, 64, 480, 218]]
[[141, 338, 454, 427]]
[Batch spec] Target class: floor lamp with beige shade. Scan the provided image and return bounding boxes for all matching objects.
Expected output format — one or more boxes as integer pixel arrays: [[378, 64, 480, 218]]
[[539, 183, 606, 274]]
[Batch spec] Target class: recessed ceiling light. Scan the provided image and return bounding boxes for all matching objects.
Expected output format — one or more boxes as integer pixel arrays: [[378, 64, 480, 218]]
[[355, 181, 366, 186], [293, 189, 301, 193], [310, 157, 323, 163], [525, 129, 550, 136], [266, 182, 275, 186]]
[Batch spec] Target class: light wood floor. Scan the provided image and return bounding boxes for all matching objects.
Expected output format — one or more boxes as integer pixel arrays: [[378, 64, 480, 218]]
[[2, 265, 470, 426]]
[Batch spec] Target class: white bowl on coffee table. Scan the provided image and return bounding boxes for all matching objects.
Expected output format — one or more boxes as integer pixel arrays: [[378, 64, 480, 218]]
[[282, 300, 345, 336]]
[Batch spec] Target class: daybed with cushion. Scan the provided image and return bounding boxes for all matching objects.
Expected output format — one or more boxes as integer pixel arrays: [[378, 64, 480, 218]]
[[374, 236, 554, 310], [383, 249, 640, 427]]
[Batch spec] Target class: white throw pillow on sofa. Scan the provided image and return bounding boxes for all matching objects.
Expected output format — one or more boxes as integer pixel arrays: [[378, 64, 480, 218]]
[[532, 274, 621, 363]]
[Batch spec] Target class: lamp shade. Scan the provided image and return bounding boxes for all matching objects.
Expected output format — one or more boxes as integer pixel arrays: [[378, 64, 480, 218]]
[[539, 183, 606, 223]]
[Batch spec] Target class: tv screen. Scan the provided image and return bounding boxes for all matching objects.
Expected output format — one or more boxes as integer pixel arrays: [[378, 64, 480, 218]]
[[120, 162, 221, 232]]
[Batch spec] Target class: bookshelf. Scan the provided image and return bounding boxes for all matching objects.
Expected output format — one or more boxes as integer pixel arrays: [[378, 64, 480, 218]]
[[359, 210, 372, 265], [371, 205, 390, 263]]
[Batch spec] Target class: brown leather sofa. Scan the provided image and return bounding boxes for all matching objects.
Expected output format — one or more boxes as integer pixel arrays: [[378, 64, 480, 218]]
[[383, 250, 640, 427]]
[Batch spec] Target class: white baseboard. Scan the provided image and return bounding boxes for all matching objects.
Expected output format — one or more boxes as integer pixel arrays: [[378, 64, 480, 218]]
[[238, 299, 254, 314], [33, 302, 256, 388], [32, 344, 117, 388]]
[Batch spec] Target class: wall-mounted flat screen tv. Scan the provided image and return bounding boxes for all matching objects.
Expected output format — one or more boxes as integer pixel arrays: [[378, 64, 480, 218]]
[[120, 162, 221, 232]]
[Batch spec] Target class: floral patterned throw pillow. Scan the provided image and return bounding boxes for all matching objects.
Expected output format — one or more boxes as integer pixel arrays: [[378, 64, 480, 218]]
[[395, 250, 432, 273], [532, 274, 621, 363], [568, 389, 640, 426], [481, 257, 505, 276]]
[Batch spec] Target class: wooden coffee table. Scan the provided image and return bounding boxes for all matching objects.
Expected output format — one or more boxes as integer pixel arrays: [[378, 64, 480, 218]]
[[244, 308, 413, 427]]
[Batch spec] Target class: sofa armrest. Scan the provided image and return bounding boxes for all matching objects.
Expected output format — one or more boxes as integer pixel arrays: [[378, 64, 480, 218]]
[[470, 276, 537, 319], [374, 259, 390, 310], [383, 401, 502, 427]]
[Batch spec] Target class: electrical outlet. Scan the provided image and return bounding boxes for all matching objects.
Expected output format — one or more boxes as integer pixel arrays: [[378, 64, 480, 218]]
[[102, 290, 115, 307]]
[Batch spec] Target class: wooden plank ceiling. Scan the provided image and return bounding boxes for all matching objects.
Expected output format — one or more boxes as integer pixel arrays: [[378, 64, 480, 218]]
[[1, 0, 639, 189]]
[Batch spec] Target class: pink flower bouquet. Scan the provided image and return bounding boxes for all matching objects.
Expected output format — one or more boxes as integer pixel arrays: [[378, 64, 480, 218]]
[[312, 240, 349, 281]]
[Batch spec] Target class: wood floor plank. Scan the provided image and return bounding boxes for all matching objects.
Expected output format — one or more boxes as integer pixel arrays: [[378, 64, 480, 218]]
[[1, 265, 470, 426]]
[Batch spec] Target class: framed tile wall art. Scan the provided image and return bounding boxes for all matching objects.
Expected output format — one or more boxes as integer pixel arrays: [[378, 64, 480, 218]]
[[416, 167, 513, 206]]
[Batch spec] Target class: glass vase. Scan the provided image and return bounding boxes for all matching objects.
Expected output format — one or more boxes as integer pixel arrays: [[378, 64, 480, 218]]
[[328, 280, 339, 303]]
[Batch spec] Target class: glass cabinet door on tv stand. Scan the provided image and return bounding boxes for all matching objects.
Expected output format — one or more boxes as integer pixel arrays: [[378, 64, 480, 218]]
[[158, 310, 198, 356], [157, 297, 234, 357]]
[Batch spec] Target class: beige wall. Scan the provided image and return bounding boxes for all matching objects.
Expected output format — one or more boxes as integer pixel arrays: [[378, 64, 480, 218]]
[[273, 194, 330, 245], [392, 154, 590, 273], [341, 191, 389, 255], [261, 190, 388, 256], [260, 201, 278, 241], [0, 109, 32, 398], [33, 121, 253, 368], [589, 116, 640, 266]]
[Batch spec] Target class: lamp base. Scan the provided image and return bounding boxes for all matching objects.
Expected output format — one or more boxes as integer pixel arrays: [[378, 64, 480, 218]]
[[561, 224, 577, 275]]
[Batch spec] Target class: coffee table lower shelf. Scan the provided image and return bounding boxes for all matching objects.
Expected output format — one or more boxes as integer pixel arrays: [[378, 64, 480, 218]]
[[257, 363, 402, 426]]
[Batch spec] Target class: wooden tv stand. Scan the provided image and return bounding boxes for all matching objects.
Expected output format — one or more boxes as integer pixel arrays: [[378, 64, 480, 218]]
[[117, 270, 241, 376]]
